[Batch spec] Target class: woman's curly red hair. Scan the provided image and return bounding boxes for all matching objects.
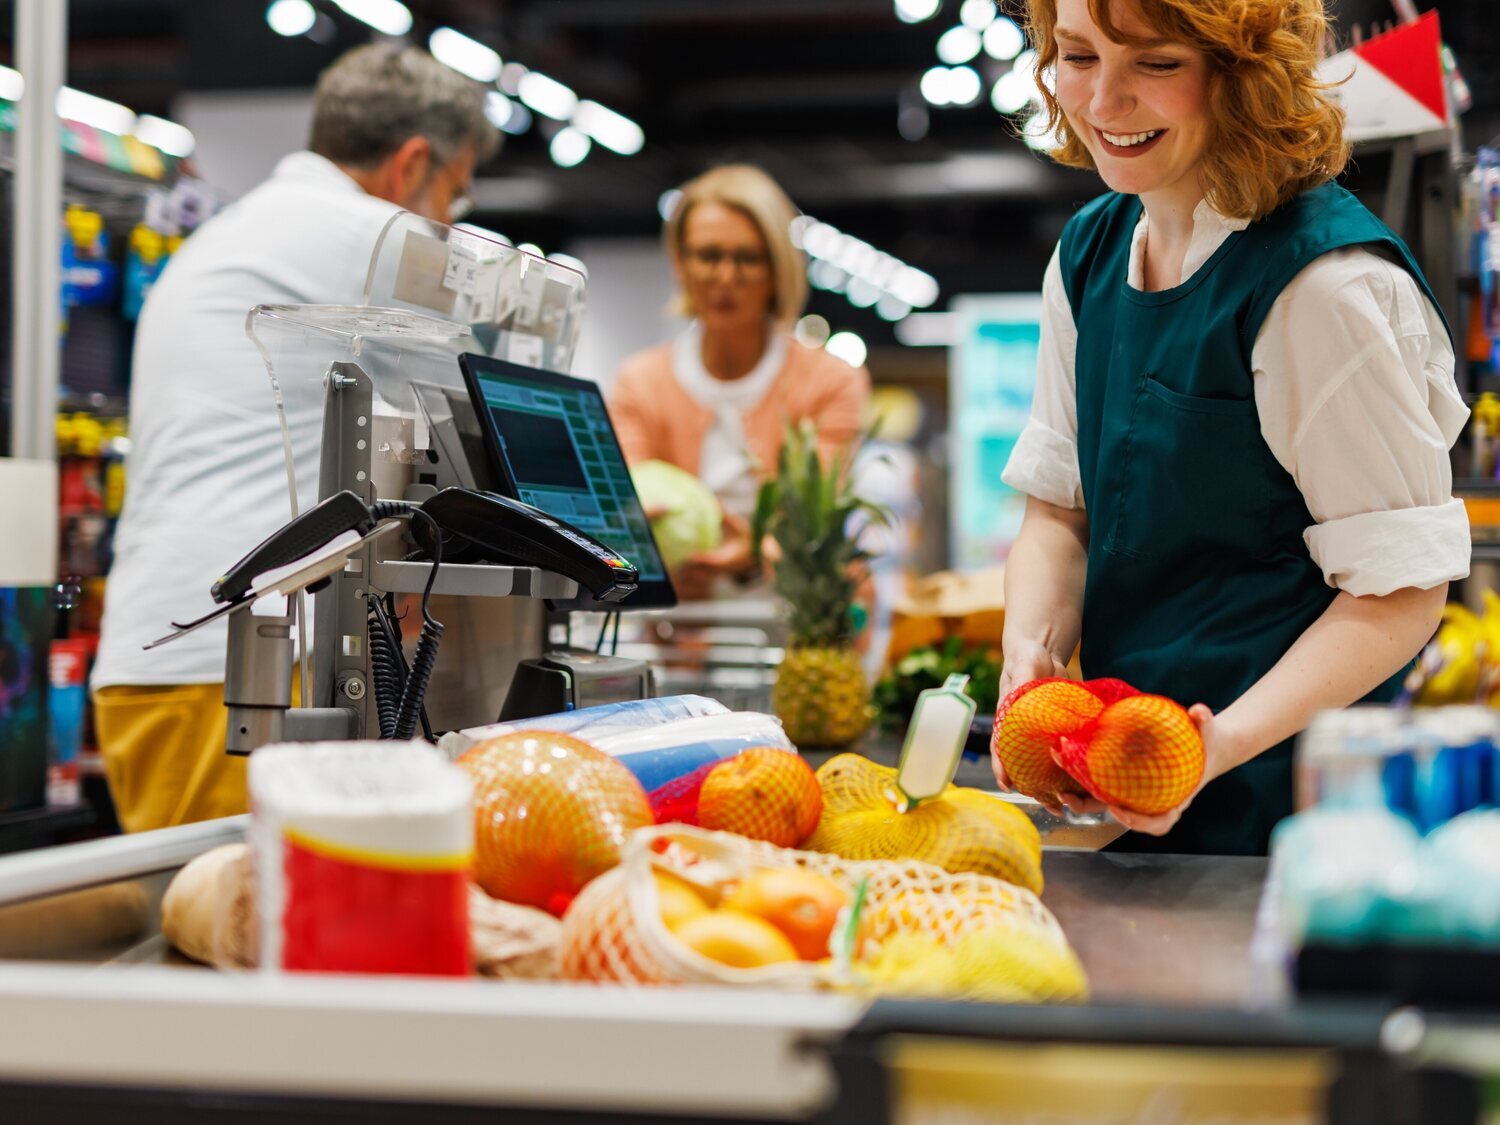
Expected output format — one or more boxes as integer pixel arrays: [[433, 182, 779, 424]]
[[1025, 0, 1349, 221]]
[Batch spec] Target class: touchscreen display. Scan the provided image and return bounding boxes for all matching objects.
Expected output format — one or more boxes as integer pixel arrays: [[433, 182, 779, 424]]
[[459, 354, 675, 607]]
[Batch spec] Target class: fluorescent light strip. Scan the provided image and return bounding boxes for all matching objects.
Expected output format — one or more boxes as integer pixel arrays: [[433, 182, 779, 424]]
[[429, 27, 502, 83], [794, 213, 939, 314], [133, 114, 196, 158], [55, 87, 136, 136], [573, 100, 644, 156], [517, 71, 578, 122], [333, 0, 413, 37]]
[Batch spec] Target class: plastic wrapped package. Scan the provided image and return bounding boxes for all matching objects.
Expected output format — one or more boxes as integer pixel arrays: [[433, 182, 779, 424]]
[[438, 695, 730, 761], [1270, 807, 1421, 947], [250, 742, 474, 976], [595, 712, 792, 790], [1416, 810, 1500, 945]]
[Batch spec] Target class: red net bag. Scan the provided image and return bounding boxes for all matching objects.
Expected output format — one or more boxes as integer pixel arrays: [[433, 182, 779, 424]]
[[991, 677, 1203, 815]]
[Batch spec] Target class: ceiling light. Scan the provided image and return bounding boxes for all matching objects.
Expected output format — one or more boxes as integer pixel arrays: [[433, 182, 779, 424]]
[[846, 277, 882, 308], [484, 91, 515, 131], [499, 62, 529, 96], [549, 126, 591, 168], [895, 0, 942, 23], [428, 27, 502, 83], [983, 17, 1025, 60], [498, 101, 531, 136], [517, 243, 543, 258], [826, 331, 868, 369], [333, 0, 412, 37], [920, 65, 954, 107], [889, 265, 941, 308], [948, 65, 983, 106], [991, 70, 1033, 114], [795, 315, 831, 348], [959, 0, 997, 29], [133, 115, 196, 158], [548, 252, 588, 278], [266, 0, 316, 37], [658, 189, 683, 221], [573, 100, 644, 156], [1013, 48, 1040, 82], [894, 311, 960, 346], [55, 88, 136, 136], [809, 259, 848, 292], [936, 26, 982, 65], [876, 295, 913, 321], [0, 66, 23, 102], [518, 72, 578, 122], [897, 104, 929, 141]]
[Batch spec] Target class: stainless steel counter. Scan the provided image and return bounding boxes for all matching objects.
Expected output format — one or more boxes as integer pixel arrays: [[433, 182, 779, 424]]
[[1041, 851, 1272, 1008]]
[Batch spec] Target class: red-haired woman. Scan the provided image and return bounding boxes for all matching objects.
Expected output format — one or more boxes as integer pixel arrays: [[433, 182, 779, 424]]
[[995, 0, 1469, 854]]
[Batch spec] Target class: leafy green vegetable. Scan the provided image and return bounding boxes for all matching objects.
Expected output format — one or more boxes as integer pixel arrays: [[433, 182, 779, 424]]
[[872, 637, 1001, 731], [631, 460, 723, 569]]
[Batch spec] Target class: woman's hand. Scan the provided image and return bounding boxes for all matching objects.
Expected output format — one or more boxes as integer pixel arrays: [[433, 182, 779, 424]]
[[990, 638, 1072, 793], [1104, 703, 1238, 835], [674, 513, 757, 601]]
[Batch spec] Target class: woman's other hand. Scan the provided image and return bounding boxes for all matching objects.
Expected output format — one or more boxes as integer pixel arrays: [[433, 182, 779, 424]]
[[1105, 703, 1237, 835]]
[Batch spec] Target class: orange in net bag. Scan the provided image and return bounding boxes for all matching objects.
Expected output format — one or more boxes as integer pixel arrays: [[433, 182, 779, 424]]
[[558, 823, 1071, 990], [992, 678, 1204, 815]]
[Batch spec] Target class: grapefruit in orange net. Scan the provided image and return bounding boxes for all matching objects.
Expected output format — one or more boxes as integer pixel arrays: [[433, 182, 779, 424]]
[[673, 909, 799, 969], [991, 679, 1103, 805], [722, 867, 849, 961], [696, 747, 823, 847], [459, 731, 655, 917], [1054, 693, 1204, 815]]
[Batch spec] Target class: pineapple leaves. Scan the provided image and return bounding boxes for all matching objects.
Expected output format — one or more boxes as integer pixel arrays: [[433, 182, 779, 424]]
[[757, 417, 894, 648]]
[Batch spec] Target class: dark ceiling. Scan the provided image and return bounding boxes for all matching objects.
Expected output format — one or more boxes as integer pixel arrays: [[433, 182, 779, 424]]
[[3, 0, 1498, 336]]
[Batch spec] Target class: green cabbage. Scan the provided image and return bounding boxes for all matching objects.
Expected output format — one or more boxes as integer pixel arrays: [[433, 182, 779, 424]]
[[631, 460, 723, 568]]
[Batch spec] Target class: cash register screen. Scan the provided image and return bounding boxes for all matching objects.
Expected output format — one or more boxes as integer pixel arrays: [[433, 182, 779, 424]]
[[458, 353, 676, 608]]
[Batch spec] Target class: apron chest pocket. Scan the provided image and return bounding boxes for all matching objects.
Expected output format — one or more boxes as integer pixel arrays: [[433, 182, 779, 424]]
[[1103, 374, 1272, 561]]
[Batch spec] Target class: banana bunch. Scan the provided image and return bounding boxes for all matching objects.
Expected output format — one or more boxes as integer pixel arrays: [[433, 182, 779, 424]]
[[1414, 593, 1500, 707]]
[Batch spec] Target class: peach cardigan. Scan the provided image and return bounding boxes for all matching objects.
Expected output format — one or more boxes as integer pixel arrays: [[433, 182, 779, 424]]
[[608, 335, 871, 479]]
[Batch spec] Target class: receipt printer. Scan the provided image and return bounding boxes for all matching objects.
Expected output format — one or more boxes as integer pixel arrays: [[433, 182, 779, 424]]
[[498, 649, 654, 721]]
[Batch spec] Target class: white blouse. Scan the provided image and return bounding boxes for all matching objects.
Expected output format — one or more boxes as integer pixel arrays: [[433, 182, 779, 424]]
[[1000, 199, 1471, 598]]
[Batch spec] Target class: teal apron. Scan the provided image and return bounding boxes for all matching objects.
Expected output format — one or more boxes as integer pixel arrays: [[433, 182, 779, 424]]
[[1060, 183, 1451, 856]]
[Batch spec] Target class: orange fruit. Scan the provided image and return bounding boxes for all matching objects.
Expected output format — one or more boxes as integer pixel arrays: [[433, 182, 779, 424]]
[[991, 680, 1101, 806], [1057, 694, 1204, 815], [654, 869, 710, 932], [722, 868, 849, 961], [672, 909, 799, 969], [459, 731, 654, 916], [696, 747, 823, 847]]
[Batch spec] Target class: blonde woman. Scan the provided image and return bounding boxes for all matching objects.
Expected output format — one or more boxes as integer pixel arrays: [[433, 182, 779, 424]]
[[995, 0, 1468, 854], [610, 165, 871, 599]]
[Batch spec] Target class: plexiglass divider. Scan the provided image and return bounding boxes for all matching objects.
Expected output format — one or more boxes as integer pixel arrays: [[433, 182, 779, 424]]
[[244, 214, 588, 725]]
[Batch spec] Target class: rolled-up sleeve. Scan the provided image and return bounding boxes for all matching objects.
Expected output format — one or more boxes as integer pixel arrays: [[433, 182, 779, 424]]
[[1254, 248, 1470, 597], [1305, 499, 1470, 597], [1000, 246, 1086, 510]]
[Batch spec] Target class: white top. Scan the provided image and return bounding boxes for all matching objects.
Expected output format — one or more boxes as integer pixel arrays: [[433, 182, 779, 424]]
[[1000, 199, 1471, 598], [93, 153, 401, 688], [671, 321, 789, 521]]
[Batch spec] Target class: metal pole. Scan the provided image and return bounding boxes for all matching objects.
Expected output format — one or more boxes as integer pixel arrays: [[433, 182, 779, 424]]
[[10, 0, 66, 461]]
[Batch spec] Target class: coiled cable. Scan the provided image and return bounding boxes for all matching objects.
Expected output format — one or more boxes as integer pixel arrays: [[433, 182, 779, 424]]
[[393, 507, 443, 741]]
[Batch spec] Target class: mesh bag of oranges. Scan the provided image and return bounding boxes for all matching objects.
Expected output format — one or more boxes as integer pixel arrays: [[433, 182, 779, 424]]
[[559, 823, 1083, 1001], [991, 677, 1205, 815]]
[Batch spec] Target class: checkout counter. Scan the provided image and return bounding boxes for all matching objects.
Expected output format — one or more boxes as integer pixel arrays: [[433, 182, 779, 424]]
[[0, 217, 1490, 1123]]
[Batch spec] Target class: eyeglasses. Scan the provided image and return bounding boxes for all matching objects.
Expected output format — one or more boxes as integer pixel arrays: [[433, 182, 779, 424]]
[[682, 245, 771, 280]]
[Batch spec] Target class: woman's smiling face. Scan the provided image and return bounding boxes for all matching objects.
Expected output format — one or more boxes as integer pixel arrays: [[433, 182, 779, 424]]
[[1051, 0, 1212, 205]]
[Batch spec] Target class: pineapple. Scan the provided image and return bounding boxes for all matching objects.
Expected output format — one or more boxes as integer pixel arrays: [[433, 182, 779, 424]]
[[753, 421, 888, 748]]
